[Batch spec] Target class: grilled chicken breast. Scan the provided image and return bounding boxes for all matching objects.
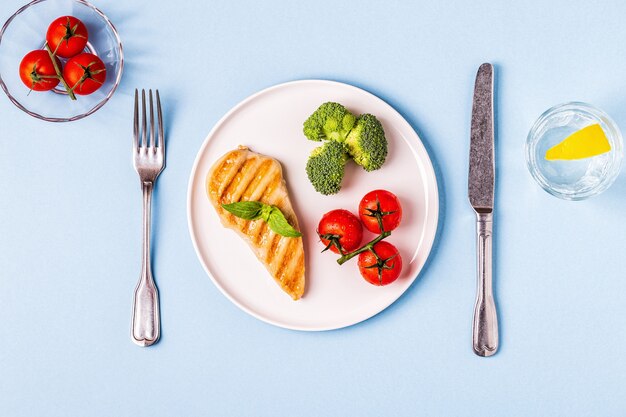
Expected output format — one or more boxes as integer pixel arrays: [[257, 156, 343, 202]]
[[206, 146, 305, 300]]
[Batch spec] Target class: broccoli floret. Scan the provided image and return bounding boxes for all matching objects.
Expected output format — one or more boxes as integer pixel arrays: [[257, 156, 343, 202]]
[[344, 114, 388, 171], [303, 102, 357, 142], [305, 140, 349, 195]]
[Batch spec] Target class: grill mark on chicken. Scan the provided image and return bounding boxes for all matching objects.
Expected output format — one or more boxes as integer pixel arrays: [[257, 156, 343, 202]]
[[265, 224, 282, 265], [259, 171, 280, 202], [246, 170, 282, 242], [244, 169, 280, 238], [209, 153, 248, 225], [281, 239, 304, 282], [273, 237, 297, 282], [206, 146, 305, 300], [222, 158, 259, 201], [231, 158, 266, 228], [287, 250, 305, 288], [213, 152, 246, 201], [241, 159, 274, 200], [251, 219, 270, 247]]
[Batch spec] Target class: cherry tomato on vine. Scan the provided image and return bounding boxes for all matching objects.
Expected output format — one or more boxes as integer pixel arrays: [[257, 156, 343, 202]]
[[63, 53, 106, 95], [358, 241, 402, 286], [46, 16, 89, 58], [317, 209, 363, 254], [358, 189, 403, 233], [18, 50, 61, 91]]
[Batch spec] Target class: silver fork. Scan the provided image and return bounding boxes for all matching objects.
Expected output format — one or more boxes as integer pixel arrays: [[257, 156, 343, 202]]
[[131, 89, 165, 347]]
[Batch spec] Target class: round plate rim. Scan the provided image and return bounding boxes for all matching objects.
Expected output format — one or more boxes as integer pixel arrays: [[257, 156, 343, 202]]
[[186, 79, 439, 331]]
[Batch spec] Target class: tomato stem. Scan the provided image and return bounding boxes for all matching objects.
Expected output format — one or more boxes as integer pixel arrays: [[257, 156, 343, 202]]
[[336, 231, 391, 265], [363, 251, 399, 284], [318, 232, 346, 254], [44, 43, 76, 100], [363, 196, 397, 233]]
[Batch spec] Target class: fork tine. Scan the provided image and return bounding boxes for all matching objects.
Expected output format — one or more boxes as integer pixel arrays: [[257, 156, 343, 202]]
[[141, 89, 147, 148], [156, 90, 164, 152], [133, 89, 139, 152], [149, 89, 155, 150]]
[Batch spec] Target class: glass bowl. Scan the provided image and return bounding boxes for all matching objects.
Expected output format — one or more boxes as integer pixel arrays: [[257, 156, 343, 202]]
[[526, 102, 623, 200], [0, 0, 123, 122]]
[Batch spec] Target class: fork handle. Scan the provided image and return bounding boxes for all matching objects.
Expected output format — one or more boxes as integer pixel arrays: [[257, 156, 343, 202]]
[[131, 182, 160, 346]]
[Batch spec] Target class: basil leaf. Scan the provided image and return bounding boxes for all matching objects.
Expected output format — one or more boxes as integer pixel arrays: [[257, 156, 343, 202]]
[[260, 204, 274, 223], [221, 201, 264, 220], [222, 201, 302, 238], [267, 207, 302, 238]]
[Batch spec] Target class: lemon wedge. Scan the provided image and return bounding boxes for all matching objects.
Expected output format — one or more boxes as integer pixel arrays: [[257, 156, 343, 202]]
[[545, 124, 611, 161]]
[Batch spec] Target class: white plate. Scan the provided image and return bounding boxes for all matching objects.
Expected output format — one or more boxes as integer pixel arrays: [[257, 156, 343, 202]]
[[187, 80, 439, 331]]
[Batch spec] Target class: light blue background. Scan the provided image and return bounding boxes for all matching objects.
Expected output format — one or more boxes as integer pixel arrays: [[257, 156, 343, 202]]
[[1, 0, 626, 416]]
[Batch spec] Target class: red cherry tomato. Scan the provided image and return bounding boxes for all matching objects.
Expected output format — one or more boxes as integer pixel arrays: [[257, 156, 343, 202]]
[[46, 16, 89, 58], [63, 53, 106, 95], [358, 189, 403, 233], [317, 209, 363, 254], [18, 50, 61, 91], [358, 241, 402, 286]]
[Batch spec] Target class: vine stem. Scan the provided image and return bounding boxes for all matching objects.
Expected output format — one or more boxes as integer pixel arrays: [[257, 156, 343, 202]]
[[337, 231, 391, 265], [44, 43, 76, 100]]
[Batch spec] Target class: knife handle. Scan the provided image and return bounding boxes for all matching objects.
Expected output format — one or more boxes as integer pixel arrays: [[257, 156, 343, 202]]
[[473, 212, 499, 357]]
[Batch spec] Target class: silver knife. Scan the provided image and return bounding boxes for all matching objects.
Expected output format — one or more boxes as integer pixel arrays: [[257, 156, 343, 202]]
[[468, 63, 498, 357]]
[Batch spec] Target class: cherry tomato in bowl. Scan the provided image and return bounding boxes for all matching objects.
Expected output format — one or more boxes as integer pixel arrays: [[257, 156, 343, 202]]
[[63, 53, 106, 95], [46, 16, 89, 58], [358, 241, 402, 286], [18, 50, 61, 91], [317, 209, 363, 255], [359, 189, 403, 233]]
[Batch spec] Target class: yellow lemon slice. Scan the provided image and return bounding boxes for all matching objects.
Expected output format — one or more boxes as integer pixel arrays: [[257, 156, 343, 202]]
[[545, 124, 611, 161]]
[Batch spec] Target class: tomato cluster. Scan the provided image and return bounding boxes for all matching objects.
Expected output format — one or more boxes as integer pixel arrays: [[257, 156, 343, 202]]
[[317, 190, 404, 286], [18, 16, 106, 98]]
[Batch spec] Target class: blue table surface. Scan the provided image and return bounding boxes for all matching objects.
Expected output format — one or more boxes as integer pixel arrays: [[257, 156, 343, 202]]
[[2, 0, 626, 416]]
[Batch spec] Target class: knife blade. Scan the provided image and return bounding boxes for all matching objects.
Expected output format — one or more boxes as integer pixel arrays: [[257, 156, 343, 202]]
[[468, 63, 498, 357], [469, 63, 495, 212]]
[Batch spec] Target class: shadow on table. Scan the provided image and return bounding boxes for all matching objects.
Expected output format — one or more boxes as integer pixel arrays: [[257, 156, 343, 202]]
[[598, 96, 626, 204]]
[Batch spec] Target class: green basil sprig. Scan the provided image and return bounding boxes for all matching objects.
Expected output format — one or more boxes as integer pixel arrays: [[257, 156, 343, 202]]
[[221, 201, 302, 238]]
